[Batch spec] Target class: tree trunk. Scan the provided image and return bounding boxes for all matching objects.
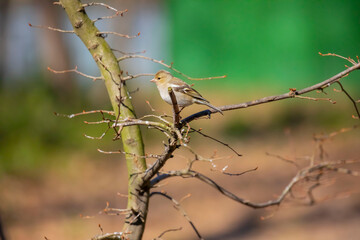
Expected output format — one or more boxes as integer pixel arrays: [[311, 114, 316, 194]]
[[59, 0, 148, 239]]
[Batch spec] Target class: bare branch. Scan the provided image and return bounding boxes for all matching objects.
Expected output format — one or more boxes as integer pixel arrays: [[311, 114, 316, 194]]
[[313, 125, 358, 141], [82, 2, 119, 12], [336, 81, 360, 119], [266, 152, 301, 169], [319, 52, 357, 65], [151, 158, 359, 209], [112, 48, 146, 55], [97, 31, 140, 39], [102, 202, 131, 216], [151, 192, 203, 240], [142, 143, 178, 185], [81, 3, 129, 22], [181, 62, 360, 124], [121, 73, 154, 81], [97, 149, 162, 159], [168, 87, 181, 127], [47, 66, 103, 81], [154, 227, 183, 240], [95, 57, 119, 85], [28, 23, 74, 33], [54, 110, 115, 118], [84, 131, 108, 140], [212, 166, 258, 176], [294, 95, 336, 104], [190, 128, 242, 156]]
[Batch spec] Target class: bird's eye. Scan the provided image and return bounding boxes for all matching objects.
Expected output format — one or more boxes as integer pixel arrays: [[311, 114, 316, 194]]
[[157, 77, 160, 80]]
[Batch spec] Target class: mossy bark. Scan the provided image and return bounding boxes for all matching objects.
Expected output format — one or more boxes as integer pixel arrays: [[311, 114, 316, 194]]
[[59, 0, 148, 239]]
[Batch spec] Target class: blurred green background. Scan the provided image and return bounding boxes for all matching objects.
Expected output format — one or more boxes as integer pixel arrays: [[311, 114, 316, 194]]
[[1, 0, 359, 174]]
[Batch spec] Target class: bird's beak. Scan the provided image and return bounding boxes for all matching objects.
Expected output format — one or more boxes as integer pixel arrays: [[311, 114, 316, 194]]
[[150, 78, 156, 83]]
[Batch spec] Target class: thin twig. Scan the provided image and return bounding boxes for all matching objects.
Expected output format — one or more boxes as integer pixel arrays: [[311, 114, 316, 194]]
[[28, 23, 74, 33], [313, 125, 358, 141], [48, 66, 103, 81], [294, 95, 336, 104], [102, 202, 131, 216], [266, 152, 301, 169], [54, 110, 115, 118], [97, 149, 162, 159], [336, 81, 360, 119], [151, 192, 203, 240], [319, 52, 357, 65], [112, 48, 146, 55], [82, 2, 119, 12], [93, 9, 128, 22], [97, 31, 140, 39], [212, 166, 258, 176], [121, 73, 154, 81], [154, 227, 183, 239], [190, 128, 242, 156]]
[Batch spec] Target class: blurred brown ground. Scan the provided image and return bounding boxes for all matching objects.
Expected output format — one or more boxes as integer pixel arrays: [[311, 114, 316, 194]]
[[1, 92, 359, 240]]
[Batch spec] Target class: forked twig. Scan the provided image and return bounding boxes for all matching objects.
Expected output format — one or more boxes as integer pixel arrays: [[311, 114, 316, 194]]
[[48, 66, 103, 81], [319, 52, 357, 65], [28, 23, 74, 33]]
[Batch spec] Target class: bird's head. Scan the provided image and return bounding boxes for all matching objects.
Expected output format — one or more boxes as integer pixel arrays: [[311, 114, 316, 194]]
[[150, 70, 172, 85]]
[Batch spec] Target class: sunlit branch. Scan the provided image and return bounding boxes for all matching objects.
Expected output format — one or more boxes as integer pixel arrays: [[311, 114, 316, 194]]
[[151, 158, 360, 209], [97, 149, 162, 159], [54, 110, 115, 118], [182, 62, 360, 124], [319, 52, 358, 65]]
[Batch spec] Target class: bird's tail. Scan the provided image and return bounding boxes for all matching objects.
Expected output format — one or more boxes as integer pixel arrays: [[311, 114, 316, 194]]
[[196, 100, 223, 115]]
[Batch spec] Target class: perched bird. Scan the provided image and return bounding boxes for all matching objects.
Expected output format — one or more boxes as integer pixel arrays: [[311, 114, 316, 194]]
[[150, 70, 223, 114]]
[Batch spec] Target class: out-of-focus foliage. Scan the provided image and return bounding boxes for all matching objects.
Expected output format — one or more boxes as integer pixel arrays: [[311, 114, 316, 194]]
[[167, 0, 360, 88], [0, 76, 115, 175]]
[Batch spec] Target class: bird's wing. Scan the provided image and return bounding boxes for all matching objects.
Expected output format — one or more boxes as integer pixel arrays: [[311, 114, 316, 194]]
[[171, 80, 209, 103]]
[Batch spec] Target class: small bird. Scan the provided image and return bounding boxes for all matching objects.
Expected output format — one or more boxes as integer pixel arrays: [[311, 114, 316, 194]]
[[150, 70, 223, 114]]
